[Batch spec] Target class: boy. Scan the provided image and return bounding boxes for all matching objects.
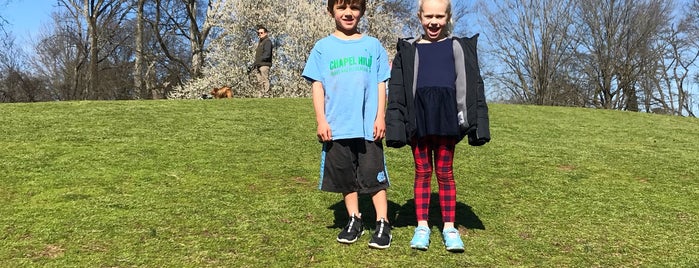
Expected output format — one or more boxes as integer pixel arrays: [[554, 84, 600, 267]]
[[302, 0, 392, 249]]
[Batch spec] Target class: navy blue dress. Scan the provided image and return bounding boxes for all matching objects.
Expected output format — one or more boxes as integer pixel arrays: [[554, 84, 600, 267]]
[[414, 40, 459, 139]]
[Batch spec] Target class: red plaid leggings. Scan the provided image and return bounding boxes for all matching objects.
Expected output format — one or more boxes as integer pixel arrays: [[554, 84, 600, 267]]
[[411, 135, 457, 223]]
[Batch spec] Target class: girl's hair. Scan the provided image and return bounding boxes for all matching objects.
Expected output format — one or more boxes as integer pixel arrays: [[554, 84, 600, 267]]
[[327, 0, 367, 16], [418, 0, 454, 34]]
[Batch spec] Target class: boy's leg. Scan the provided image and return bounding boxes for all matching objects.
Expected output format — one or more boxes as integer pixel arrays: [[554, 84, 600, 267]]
[[343, 192, 360, 217], [368, 189, 392, 249], [321, 140, 365, 244], [370, 189, 388, 221], [337, 191, 364, 244], [355, 140, 392, 249]]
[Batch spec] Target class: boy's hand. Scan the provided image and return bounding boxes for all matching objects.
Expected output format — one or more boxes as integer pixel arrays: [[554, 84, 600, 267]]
[[373, 119, 385, 141], [317, 121, 333, 142]]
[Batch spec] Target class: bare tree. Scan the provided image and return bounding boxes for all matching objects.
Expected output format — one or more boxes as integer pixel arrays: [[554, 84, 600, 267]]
[[0, 2, 8, 38], [482, 0, 580, 106], [58, 0, 132, 100], [150, 0, 222, 81], [575, 0, 674, 111], [134, 0, 146, 99], [654, 14, 698, 116], [31, 11, 89, 100]]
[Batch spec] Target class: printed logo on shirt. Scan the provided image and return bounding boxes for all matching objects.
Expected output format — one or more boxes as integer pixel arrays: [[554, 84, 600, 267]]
[[376, 171, 386, 182], [329, 56, 373, 76]]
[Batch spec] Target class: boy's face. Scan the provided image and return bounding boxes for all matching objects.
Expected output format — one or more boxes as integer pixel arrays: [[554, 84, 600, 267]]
[[419, 0, 450, 41], [330, 1, 364, 32]]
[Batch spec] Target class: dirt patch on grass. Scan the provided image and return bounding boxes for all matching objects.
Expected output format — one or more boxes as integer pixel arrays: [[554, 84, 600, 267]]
[[37, 244, 65, 259], [557, 165, 576, 171], [293, 176, 311, 184]]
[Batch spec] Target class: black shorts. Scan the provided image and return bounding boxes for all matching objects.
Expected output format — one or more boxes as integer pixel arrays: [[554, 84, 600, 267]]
[[319, 139, 389, 194]]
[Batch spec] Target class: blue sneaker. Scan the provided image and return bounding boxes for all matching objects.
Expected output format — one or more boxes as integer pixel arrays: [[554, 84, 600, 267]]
[[410, 226, 431, 250], [442, 227, 465, 252]]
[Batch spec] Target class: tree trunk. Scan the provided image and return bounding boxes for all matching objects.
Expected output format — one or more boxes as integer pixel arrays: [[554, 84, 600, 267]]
[[88, 17, 99, 100], [135, 0, 145, 99]]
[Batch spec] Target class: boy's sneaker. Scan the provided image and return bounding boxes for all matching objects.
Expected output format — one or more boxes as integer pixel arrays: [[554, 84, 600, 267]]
[[410, 226, 431, 250], [337, 214, 363, 244], [368, 218, 392, 249], [442, 227, 465, 252]]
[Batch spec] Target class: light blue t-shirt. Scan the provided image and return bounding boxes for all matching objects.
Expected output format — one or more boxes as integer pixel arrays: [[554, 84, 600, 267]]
[[302, 35, 390, 141]]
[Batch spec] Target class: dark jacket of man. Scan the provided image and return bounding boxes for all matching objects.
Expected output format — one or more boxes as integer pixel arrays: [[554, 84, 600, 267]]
[[385, 34, 491, 147], [254, 36, 273, 68]]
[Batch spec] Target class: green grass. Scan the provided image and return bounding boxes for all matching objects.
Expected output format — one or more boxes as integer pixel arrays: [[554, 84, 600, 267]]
[[1, 99, 697, 267]]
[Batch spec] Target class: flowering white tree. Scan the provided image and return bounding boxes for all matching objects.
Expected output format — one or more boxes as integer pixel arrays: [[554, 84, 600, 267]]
[[176, 0, 413, 99]]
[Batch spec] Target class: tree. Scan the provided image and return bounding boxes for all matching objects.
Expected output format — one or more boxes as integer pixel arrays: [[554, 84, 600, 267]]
[[0, 0, 9, 32], [176, 0, 461, 99], [575, 0, 673, 111], [653, 13, 698, 116], [58, 0, 132, 100], [150, 0, 221, 81], [134, 0, 146, 99], [172, 0, 331, 99], [30, 11, 88, 100], [482, 0, 581, 106]]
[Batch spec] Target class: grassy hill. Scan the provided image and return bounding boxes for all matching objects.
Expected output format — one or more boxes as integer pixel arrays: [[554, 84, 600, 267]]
[[1, 99, 697, 267]]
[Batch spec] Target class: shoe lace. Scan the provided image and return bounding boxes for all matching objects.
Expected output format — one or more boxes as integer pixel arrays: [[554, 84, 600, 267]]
[[445, 229, 459, 239], [415, 226, 429, 236], [346, 217, 355, 232], [376, 219, 385, 238]]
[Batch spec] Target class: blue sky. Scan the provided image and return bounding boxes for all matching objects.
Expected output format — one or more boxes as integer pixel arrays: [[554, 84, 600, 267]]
[[2, 1, 55, 48]]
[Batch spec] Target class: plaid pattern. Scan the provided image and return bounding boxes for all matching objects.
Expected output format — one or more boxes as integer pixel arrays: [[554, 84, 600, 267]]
[[411, 136, 457, 223]]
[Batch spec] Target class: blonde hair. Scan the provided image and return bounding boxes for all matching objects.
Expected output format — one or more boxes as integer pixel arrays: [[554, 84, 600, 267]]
[[417, 0, 454, 34]]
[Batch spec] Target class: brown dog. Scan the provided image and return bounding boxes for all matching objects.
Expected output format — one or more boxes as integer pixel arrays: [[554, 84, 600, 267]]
[[211, 86, 233, 99]]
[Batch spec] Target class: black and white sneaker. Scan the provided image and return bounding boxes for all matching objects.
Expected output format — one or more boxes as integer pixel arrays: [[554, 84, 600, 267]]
[[368, 218, 392, 249], [337, 214, 364, 244]]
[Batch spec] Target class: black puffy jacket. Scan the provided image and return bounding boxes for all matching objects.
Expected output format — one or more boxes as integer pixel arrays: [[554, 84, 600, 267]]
[[385, 34, 490, 148]]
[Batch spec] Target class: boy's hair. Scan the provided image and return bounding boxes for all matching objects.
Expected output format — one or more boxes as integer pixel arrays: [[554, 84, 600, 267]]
[[258, 26, 268, 33], [327, 0, 367, 15]]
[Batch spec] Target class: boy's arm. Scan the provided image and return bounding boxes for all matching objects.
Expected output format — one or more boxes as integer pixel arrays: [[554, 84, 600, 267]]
[[312, 81, 332, 142], [373, 81, 387, 141]]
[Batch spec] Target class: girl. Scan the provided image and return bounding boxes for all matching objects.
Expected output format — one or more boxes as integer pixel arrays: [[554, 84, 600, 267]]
[[385, 0, 490, 252]]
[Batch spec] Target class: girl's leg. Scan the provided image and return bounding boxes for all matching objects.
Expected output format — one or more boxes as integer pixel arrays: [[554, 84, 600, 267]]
[[434, 137, 464, 252], [434, 137, 457, 226], [412, 137, 434, 227]]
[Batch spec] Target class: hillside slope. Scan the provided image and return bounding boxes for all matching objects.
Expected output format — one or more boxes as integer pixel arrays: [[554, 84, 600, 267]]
[[0, 99, 697, 266]]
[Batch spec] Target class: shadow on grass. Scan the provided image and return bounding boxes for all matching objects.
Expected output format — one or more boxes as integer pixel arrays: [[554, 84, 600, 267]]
[[327, 194, 484, 231]]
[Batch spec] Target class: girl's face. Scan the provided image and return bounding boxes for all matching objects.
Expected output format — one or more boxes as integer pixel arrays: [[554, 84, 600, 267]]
[[418, 0, 450, 42], [331, 1, 363, 33]]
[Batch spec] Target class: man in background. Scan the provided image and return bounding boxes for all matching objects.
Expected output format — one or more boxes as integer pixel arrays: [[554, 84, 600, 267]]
[[253, 26, 273, 97]]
